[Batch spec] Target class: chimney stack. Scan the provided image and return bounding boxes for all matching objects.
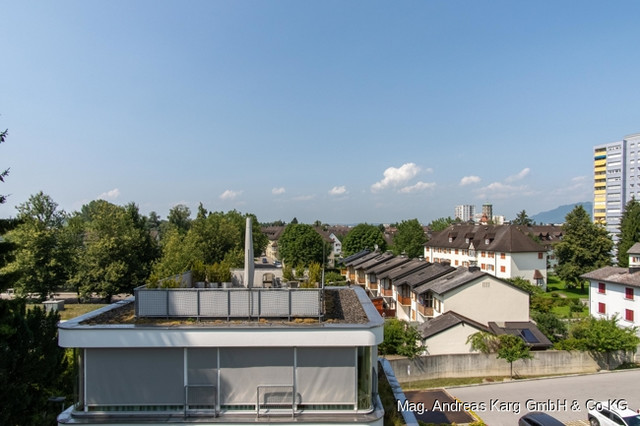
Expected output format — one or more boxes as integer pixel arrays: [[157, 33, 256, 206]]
[[244, 217, 254, 288]]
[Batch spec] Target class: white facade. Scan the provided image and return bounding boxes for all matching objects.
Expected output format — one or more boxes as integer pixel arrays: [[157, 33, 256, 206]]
[[455, 204, 475, 222], [57, 287, 384, 426], [589, 279, 639, 331], [424, 246, 547, 287], [422, 322, 484, 355]]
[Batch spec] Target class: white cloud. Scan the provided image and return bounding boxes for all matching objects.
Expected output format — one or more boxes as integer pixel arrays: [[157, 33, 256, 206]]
[[272, 187, 286, 195], [371, 163, 421, 192], [476, 182, 531, 200], [460, 175, 481, 186], [220, 189, 242, 200], [399, 181, 436, 193], [505, 168, 531, 183], [98, 188, 120, 200], [329, 185, 347, 196]]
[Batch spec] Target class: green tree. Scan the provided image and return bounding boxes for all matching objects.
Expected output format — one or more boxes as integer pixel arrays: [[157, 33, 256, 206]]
[[505, 277, 544, 296], [308, 262, 322, 286], [429, 217, 454, 232], [467, 331, 501, 353], [513, 210, 533, 226], [278, 223, 324, 267], [555, 205, 613, 289], [2, 192, 72, 300], [497, 334, 533, 378], [73, 201, 159, 302], [0, 127, 9, 205], [392, 219, 427, 258], [617, 198, 640, 267], [342, 223, 387, 256], [167, 204, 192, 234], [379, 318, 422, 358], [531, 311, 567, 343], [0, 299, 72, 425], [557, 316, 639, 353]]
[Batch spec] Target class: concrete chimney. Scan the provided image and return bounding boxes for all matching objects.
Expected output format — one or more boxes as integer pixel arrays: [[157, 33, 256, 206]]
[[244, 217, 254, 288]]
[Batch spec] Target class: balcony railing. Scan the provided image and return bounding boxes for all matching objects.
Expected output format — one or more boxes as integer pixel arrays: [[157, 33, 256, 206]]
[[134, 286, 323, 320], [417, 304, 434, 318], [381, 288, 393, 297], [397, 295, 411, 306], [185, 385, 217, 417], [368, 282, 378, 290]]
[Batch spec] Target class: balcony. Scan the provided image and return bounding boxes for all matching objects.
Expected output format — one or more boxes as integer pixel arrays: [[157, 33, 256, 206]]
[[368, 282, 378, 291], [417, 304, 434, 318], [397, 295, 411, 306], [381, 288, 393, 297]]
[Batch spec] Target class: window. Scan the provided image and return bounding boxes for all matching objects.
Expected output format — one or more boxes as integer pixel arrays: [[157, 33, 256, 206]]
[[598, 282, 606, 294], [626, 287, 634, 300], [488, 252, 494, 258], [455, 249, 459, 254], [500, 266, 506, 273], [481, 263, 486, 270], [481, 251, 486, 258], [626, 309, 634, 322], [500, 253, 505, 259], [538, 252, 544, 259], [598, 303, 606, 314], [454, 260, 459, 266]]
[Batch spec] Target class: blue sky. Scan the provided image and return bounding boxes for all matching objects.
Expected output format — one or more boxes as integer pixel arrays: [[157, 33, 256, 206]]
[[1, 1, 639, 224]]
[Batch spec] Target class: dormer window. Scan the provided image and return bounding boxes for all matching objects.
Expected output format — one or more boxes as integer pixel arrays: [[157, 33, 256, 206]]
[[465, 238, 469, 243], [485, 238, 490, 245], [449, 237, 453, 243]]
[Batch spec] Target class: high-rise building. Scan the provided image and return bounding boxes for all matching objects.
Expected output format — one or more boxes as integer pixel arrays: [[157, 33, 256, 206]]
[[482, 203, 493, 221], [593, 133, 640, 241], [455, 204, 475, 222]]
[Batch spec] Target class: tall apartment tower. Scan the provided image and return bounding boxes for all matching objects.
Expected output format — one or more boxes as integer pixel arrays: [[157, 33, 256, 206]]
[[593, 133, 640, 242], [455, 204, 475, 222], [482, 203, 493, 221]]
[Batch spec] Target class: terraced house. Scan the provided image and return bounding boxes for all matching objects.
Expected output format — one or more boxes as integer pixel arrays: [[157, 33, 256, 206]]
[[424, 224, 548, 288]]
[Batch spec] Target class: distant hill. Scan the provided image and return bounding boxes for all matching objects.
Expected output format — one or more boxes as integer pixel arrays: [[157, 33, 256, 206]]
[[530, 202, 592, 225]]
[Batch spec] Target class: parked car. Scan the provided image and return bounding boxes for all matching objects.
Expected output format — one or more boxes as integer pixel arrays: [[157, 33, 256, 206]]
[[261, 257, 268, 263], [518, 412, 564, 426], [588, 401, 640, 426], [273, 260, 282, 268]]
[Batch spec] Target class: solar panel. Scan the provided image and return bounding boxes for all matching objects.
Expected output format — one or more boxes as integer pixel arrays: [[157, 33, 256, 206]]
[[520, 329, 539, 343]]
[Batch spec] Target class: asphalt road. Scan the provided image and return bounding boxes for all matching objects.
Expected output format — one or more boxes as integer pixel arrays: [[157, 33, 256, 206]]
[[446, 370, 640, 425]]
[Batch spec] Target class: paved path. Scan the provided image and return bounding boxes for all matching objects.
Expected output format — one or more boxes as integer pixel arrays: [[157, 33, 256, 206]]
[[447, 370, 640, 425]]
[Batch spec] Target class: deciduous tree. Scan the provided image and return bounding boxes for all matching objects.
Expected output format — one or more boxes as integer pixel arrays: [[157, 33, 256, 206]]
[[496, 334, 533, 378], [428, 217, 454, 232], [73, 201, 159, 301], [2, 192, 72, 300], [379, 318, 422, 358], [617, 198, 640, 267], [555, 205, 612, 288], [392, 219, 427, 258], [342, 223, 386, 256], [278, 223, 324, 267]]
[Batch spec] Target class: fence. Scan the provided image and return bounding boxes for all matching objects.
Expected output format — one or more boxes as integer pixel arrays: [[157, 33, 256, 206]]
[[134, 286, 323, 320]]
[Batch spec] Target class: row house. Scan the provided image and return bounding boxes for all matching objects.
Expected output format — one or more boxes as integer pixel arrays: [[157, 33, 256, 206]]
[[582, 242, 640, 333], [424, 224, 548, 288], [341, 251, 543, 355]]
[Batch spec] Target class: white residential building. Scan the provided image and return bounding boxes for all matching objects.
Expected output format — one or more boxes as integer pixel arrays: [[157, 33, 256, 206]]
[[424, 224, 548, 287], [454, 204, 475, 222], [582, 242, 640, 333]]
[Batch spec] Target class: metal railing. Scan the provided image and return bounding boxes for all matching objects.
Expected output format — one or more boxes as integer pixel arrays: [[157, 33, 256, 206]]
[[184, 385, 217, 417], [256, 385, 296, 418], [134, 286, 323, 320]]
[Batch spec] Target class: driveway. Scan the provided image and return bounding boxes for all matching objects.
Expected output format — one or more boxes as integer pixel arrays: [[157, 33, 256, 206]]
[[447, 370, 640, 425]]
